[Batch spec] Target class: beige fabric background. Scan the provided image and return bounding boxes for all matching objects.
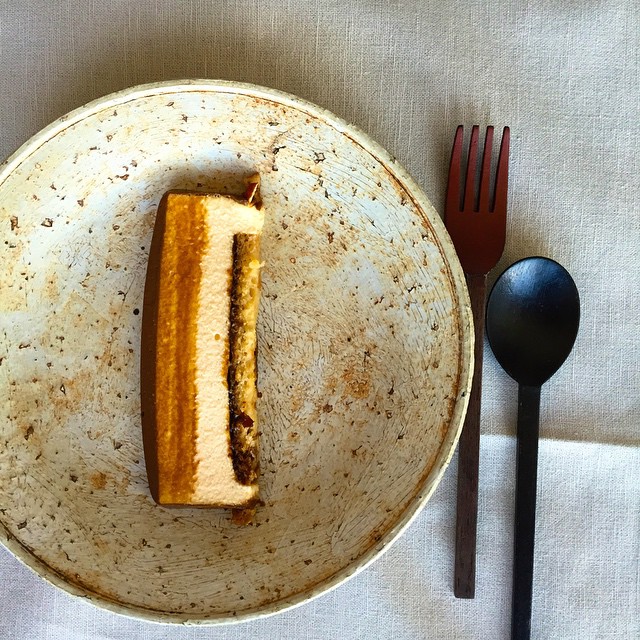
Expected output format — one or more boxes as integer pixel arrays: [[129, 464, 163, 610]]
[[1, 1, 638, 638]]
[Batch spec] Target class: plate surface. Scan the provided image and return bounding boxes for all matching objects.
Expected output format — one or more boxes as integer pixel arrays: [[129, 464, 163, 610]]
[[0, 80, 472, 623]]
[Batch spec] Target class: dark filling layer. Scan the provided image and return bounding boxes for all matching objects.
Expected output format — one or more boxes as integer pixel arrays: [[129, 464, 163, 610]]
[[227, 233, 261, 486]]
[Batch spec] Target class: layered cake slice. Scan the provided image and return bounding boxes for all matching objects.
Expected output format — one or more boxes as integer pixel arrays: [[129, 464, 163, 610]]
[[141, 176, 264, 509]]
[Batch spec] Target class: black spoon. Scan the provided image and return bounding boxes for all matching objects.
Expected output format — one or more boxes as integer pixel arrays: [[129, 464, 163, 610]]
[[486, 257, 580, 640]]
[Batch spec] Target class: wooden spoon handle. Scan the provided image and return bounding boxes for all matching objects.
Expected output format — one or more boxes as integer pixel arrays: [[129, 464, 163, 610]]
[[454, 273, 487, 598], [512, 384, 541, 640]]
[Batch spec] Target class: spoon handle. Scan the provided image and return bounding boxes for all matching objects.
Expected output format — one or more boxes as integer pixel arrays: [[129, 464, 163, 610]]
[[454, 272, 486, 598], [512, 384, 541, 640]]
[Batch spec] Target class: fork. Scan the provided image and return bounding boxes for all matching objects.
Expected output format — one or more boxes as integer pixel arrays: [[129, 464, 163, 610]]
[[445, 125, 510, 598]]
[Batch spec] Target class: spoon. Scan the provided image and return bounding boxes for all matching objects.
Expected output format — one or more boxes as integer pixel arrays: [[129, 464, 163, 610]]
[[486, 257, 580, 640]]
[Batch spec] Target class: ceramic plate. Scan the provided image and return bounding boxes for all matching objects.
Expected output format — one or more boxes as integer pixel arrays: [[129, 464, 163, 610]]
[[0, 80, 472, 623]]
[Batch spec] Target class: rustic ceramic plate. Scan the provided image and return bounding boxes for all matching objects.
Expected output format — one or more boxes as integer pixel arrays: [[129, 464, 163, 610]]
[[0, 80, 472, 624]]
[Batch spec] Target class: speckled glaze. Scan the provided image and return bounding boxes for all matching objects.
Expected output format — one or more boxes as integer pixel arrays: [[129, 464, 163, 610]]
[[0, 80, 472, 624]]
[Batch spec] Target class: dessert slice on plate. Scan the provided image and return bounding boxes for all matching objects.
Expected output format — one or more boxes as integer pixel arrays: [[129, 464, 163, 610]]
[[141, 176, 264, 513]]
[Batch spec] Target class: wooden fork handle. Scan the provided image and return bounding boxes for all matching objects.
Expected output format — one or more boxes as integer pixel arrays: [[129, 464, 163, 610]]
[[454, 272, 487, 598]]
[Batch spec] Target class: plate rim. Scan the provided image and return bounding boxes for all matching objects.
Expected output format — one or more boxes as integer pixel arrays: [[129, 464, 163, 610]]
[[0, 79, 473, 625]]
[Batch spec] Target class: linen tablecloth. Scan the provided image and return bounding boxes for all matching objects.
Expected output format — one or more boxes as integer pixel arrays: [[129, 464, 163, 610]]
[[1, 1, 638, 638]]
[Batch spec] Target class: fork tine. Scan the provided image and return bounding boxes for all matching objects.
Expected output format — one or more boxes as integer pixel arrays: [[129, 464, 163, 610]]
[[493, 126, 510, 213], [463, 126, 480, 212], [478, 126, 494, 213], [445, 125, 464, 218]]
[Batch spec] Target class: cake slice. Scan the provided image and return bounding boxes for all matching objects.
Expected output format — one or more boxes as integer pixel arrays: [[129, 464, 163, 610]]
[[141, 176, 264, 509]]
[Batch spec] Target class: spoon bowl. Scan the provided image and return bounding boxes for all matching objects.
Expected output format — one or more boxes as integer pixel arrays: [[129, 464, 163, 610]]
[[486, 256, 580, 386]]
